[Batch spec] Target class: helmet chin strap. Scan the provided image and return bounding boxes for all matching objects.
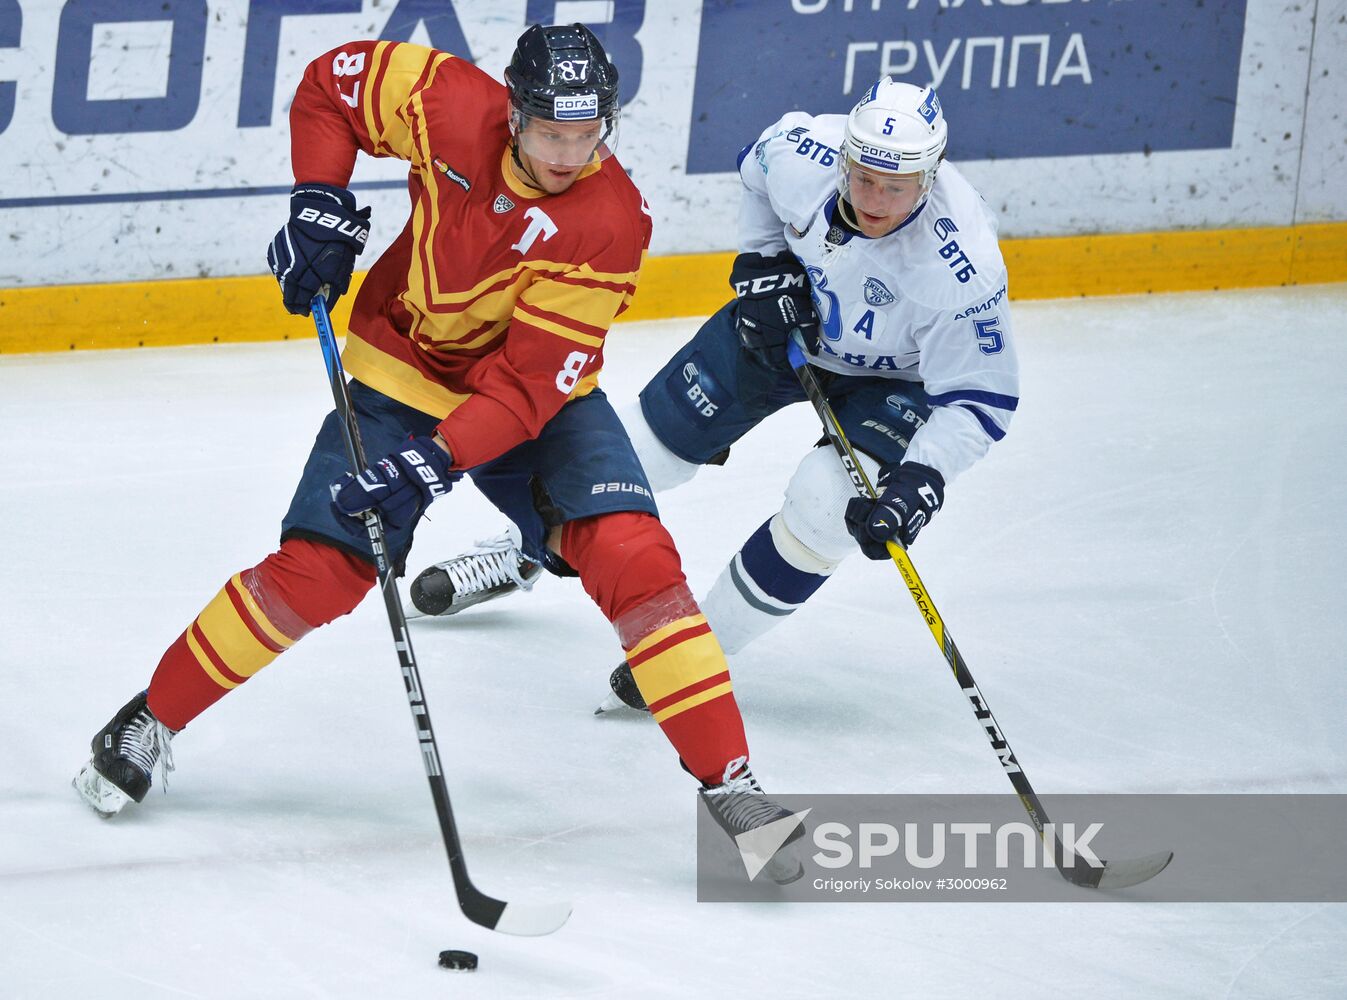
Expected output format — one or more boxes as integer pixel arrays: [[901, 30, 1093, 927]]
[[509, 139, 547, 191], [836, 195, 865, 232], [505, 105, 550, 191]]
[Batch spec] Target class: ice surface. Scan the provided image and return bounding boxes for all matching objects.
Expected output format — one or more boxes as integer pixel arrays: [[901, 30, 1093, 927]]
[[3, 286, 1346, 998]]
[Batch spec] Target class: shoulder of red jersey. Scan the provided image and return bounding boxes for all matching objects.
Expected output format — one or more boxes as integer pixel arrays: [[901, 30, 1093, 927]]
[[544, 158, 651, 269], [416, 49, 506, 123], [293, 40, 513, 180]]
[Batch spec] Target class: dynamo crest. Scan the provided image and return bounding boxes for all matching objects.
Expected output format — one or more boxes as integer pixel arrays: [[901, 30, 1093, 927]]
[[855, 80, 880, 109], [918, 89, 941, 126], [863, 276, 896, 307]]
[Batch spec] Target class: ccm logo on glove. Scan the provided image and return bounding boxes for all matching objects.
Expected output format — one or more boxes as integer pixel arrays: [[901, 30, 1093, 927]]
[[845, 461, 946, 558], [732, 271, 808, 297], [729, 250, 820, 370]]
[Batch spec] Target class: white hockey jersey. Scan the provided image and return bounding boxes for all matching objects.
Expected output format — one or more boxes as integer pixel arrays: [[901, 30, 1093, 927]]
[[737, 112, 1018, 484]]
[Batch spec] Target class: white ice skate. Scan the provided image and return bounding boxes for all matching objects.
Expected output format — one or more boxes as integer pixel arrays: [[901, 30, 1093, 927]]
[[406, 525, 543, 618]]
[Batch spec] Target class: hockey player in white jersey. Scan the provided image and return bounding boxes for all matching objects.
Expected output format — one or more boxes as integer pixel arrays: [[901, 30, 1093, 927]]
[[408, 78, 1018, 712]]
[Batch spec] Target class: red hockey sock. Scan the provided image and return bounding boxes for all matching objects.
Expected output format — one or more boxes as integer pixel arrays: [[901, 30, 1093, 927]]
[[146, 538, 376, 730], [561, 512, 748, 784]]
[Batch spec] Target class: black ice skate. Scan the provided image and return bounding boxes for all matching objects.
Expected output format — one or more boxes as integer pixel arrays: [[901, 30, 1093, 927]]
[[699, 757, 806, 885], [407, 526, 542, 617], [73, 690, 176, 818], [593, 660, 648, 715]]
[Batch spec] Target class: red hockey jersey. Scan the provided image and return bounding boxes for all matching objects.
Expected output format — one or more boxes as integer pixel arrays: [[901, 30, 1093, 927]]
[[289, 41, 651, 469]]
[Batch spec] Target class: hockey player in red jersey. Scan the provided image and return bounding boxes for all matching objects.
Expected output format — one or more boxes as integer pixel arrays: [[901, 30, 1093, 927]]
[[74, 24, 799, 874]]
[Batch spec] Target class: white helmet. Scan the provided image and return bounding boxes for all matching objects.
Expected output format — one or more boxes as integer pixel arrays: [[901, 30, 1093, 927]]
[[838, 78, 947, 216]]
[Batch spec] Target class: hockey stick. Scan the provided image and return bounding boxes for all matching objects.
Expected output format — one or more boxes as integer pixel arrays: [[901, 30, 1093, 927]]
[[785, 333, 1172, 890], [310, 294, 571, 934]]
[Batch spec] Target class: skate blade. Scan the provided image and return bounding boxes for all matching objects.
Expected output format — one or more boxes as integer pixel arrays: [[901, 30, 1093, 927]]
[[594, 690, 649, 716], [403, 589, 501, 620], [764, 853, 805, 885], [73, 763, 132, 818], [400, 581, 433, 620]]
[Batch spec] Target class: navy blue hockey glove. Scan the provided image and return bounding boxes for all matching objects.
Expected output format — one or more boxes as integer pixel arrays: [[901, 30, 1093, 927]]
[[331, 437, 460, 530], [730, 250, 819, 370], [267, 182, 371, 316], [845, 462, 946, 558]]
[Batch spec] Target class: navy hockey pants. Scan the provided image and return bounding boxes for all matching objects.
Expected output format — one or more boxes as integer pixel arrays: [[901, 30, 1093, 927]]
[[281, 382, 657, 573], [639, 299, 934, 470]]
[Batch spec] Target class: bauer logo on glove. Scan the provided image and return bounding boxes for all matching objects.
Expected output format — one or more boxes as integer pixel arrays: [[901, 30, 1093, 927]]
[[267, 182, 372, 316], [331, 437, 460, 530], [294, 204, 371, 245]]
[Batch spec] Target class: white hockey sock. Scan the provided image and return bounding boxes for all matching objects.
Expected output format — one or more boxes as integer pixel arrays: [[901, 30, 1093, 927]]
[[700, 514, 835, 655]]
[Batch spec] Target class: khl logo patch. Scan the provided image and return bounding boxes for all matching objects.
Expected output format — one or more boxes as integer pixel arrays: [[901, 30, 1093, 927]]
[[493, 193, 515, 214]]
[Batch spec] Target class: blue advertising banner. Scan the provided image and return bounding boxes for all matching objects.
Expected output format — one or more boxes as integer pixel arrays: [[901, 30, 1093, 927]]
[[687, 0, 1248, 174]]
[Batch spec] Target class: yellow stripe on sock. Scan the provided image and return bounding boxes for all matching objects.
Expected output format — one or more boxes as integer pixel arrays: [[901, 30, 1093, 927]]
[[195, 586, 283, 679], [628, 630, 726, 707], [651, 681, 735, 724], [228, 573, 295, 650], [626, 613, 708, 659], [184, 627, 241, 690]]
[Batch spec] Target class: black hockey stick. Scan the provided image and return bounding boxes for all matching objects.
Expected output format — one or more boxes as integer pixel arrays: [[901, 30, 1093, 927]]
[[785, 333, 1172, 890], [311, 294, 571, 933]]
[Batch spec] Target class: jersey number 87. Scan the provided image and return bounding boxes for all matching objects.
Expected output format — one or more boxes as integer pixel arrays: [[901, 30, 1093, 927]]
[[556, 351, 593, 392]]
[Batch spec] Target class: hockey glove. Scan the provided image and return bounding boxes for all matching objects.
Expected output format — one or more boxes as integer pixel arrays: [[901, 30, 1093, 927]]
[[331, 437, 460, 530], [845, 461, 945, 558], [730, 250, 819, 370], [267, 183, 371, 316]]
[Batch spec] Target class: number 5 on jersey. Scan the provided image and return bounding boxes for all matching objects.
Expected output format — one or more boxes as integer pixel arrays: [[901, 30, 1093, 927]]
[[556, 351, 593, 393]]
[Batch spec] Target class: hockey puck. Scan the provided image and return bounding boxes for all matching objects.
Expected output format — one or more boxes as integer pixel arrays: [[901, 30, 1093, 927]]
[[438, 949, 478, 972]]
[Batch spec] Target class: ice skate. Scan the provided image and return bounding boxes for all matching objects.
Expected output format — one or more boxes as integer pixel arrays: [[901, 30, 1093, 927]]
[[406, 525, 542, 618], [594, 660, 648, 715], [73, 691, 176, 818], [699, 757, 806, 885]]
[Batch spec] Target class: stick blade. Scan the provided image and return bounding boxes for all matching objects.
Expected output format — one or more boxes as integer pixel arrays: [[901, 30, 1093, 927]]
[[1096, 850, 1174, 890], [491, 899, 573, 937]]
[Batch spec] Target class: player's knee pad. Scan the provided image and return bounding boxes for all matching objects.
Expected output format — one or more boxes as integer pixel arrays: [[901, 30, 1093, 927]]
[[252, 537, 377, 631], [560, 511, 692, 636], [617, 401, 700, 492], [700, 512, 833, 656], [780, 445, 881, 566]]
